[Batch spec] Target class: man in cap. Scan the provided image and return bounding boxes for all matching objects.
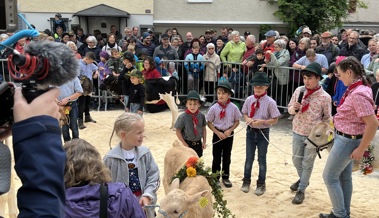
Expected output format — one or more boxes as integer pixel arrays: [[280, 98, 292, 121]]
[[205, 29, 215, 45], [68, 31, 82, 48], [302, 28, 312, 38], [315, 31, 340, 65], [153, 33, 179, 60], [135, 32, 156, 57], [288, 62, 332, 205], [262, 30, 276, 54]]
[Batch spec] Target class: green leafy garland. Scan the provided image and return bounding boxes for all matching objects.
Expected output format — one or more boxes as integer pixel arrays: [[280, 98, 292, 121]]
[[360, 144, 375, 175], [172, 157, 235, 218]]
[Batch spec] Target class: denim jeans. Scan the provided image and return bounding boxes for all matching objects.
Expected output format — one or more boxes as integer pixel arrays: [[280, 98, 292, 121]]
[[129, 103, 142, 115], [61, 102, 79, 142], [323, 134, 360, 218], [123, 95, 129, 110], [243, 128, 269, 182], [292, 132, 317, 191]]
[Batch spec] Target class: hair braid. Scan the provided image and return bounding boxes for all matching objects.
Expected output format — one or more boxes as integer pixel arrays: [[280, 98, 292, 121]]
[[337, 56, 369, 85]]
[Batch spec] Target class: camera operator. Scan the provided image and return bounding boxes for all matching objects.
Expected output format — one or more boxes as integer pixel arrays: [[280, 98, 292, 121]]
[[0, 87, 65, 218]]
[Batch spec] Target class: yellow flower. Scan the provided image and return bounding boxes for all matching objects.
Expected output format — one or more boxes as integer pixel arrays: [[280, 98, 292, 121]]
[[186, 167, 197, 177], [198, 196, 209, 208]]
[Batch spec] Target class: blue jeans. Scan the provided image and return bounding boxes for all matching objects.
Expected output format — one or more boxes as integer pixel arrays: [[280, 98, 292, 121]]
[[61, 102, 79, 142], [123, 95, 129, 110], [323, 134, 360, 218], [292, 132, 317, 191], [129, 103, 142, 115], [243, 128, 269, 182]]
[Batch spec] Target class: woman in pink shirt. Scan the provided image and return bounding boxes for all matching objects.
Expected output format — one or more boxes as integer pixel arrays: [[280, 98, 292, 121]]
[[320, 57, 379, 218]]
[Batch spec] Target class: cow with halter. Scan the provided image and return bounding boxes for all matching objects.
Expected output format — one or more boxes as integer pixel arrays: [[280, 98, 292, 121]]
[[304, 122, 334, 159], [305, 122, 379, 172]]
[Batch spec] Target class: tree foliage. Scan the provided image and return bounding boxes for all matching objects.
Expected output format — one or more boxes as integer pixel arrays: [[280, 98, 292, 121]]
[[269, 0, 365, 37]]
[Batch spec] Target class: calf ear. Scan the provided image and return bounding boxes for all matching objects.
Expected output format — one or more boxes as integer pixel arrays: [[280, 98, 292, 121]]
[[326, 129, 334, 142], [170, 178, 180, 191], [188, 190, 209, 205]]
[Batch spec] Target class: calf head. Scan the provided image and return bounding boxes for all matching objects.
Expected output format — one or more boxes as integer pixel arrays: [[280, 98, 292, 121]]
[[157, 178, 209, 218], [305, 122, 334, 150]]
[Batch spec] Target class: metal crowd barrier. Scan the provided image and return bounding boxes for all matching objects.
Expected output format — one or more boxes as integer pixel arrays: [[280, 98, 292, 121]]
[[1, 57, 308, 111]]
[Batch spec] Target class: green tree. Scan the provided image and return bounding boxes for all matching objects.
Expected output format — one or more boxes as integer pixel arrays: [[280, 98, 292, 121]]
[[269, 0, 367, 37]]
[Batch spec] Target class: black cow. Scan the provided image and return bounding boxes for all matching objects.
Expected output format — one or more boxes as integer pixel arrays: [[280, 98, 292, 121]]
[[145, 76, 178, 113]]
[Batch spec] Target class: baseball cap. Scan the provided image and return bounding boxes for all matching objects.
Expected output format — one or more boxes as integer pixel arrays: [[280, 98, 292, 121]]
[[161, 34, 169, 39], [264, 30, 276, 37], [302, 28, 312, 35], [321, 31, 333, 38]]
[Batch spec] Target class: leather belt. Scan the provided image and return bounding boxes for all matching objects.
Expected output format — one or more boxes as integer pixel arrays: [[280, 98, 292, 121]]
[[185, 140, 201, 146], [335, 129, 363, 139]]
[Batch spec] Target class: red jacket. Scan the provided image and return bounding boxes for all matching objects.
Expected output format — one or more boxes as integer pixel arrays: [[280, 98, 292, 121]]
[[143, 68, 161, 80]]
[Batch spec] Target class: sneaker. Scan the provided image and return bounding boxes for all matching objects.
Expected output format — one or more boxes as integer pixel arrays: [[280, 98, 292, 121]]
[[222, 179, 232, 188], [290, 180, 300, 191], [288, 115, 294, 120], [292, 190, 305, 204], [319, 212, 340, 218], [254, 183, 266, 196], [240, 181, 251, 193]]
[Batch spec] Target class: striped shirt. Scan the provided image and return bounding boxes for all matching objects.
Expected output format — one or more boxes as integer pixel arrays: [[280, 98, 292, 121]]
[[288, 86, 332, 136], [241, 95, 281, 129], [334, 85, 375, 135], [206, 101, 242, 131]]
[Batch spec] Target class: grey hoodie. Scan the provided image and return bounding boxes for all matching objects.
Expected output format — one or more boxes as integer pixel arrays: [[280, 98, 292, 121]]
[[103, 145, 160, 218]]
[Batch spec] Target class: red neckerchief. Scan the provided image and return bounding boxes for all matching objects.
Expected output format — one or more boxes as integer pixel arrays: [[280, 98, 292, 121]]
[[250, 92, 267, 118], [338, 80, 363, 108], [218, 99, 230, 119], [185, 109, 199, 135], [301, 86, 321, 113]]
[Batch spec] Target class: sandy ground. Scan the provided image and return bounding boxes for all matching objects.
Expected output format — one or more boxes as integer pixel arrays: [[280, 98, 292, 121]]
[[4, 108, 379, 218]]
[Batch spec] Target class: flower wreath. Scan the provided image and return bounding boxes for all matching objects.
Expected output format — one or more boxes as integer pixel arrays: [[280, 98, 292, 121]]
[[172, 157, 235, 218], [360, 144, 375, 175]]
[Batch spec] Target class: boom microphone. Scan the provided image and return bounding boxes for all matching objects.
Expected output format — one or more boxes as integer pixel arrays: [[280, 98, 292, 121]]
[[0, 41, 79, 128], [7, 41, 79, 103], [295, 87, 306, 113], [9, 41, 79, 88]]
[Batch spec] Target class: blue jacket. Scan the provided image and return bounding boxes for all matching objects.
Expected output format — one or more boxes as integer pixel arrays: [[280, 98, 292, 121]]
[[184, 53, 205, 76], [65, 182, 146, 218], [12, 116, 66, 218], [332, 79, 348, 105]]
